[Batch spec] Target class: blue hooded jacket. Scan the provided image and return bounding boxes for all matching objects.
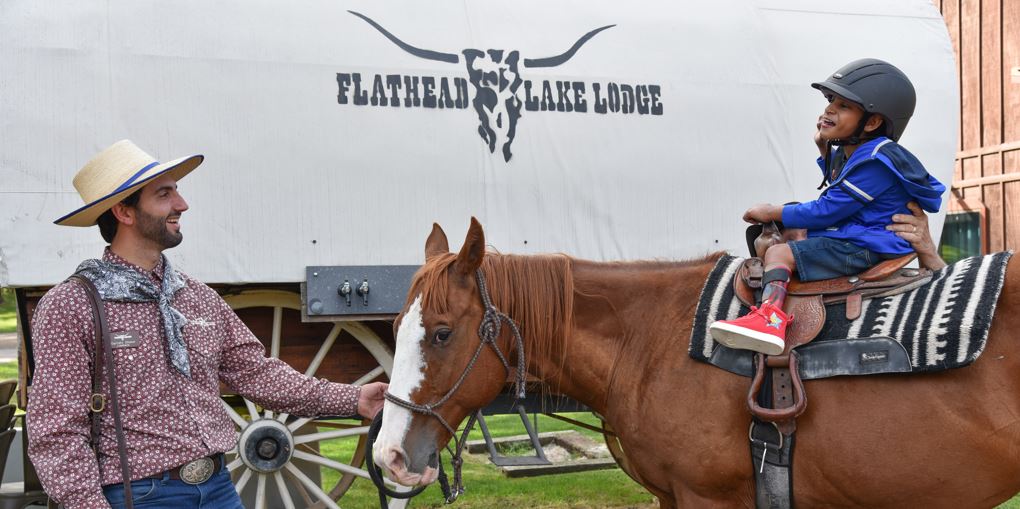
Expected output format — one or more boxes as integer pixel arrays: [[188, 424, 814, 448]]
[[781, 137, 946, 255]]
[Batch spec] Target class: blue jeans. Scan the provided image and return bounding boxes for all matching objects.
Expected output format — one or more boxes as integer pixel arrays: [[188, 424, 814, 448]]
[[103, 467, 243, 509], [788, 237, 893, 282]]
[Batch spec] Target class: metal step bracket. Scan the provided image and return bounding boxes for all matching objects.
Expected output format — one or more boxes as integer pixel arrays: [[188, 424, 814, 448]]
[[475, 406, 551, 467]]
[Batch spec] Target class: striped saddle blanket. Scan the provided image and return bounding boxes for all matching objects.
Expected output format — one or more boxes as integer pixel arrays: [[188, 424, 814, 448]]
[[689, 251, 1013, 373]]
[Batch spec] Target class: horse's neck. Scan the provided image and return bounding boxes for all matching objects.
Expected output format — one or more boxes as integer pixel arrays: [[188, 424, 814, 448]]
[[529, 257, 716, 415]]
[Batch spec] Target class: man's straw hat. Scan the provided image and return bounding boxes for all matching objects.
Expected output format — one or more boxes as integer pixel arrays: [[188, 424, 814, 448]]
[[55, 140, 204, 226]]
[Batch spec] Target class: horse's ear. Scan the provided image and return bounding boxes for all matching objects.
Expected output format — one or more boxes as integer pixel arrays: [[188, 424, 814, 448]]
[[454, 217, 485, 276], [425, 223, 449, 261]]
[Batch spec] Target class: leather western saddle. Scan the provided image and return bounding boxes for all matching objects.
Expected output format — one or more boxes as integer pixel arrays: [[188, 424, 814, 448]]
[[735, 223, 932, 509], [735, 253, 928, 420], [738, 223, 931, 354]]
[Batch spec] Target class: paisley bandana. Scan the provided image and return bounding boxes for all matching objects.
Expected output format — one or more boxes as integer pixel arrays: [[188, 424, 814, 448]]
[[74, 256, 191, 377]]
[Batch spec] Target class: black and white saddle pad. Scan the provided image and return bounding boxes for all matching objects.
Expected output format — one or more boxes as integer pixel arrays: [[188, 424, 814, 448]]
[[689, 252, 1014, 373]]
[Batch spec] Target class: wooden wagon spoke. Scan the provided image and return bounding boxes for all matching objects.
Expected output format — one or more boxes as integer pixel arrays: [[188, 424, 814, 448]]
[[226, 456, 244, 472], [272, 471, 297, 509], [301, 420, 362, 430], [304, 324, 342, 378], [264, 408, 273, 420], [221, 400, 249, 428], [294, 442, 321, 456], [282, 467, 315, 507], [283, 463, 341, 509], [254, 472, 267, 509], [353, 366, 385, 386], [244, 398, 260, 422], [271, 306, 283, 359], [292, 449, 400, 488], [234, 468, 254, 494], [275, 412, 290, 424], [287, 416, 313, 432], [340, 322, 394, 374], [293, 426, 369, 445]]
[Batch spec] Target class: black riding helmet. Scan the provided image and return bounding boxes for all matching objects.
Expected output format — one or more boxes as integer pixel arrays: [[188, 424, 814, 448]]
[[812, 58, 916, 142]]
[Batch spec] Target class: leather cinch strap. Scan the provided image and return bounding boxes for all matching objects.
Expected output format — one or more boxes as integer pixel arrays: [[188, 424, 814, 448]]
[[70, 276, 133, 509], [750, 420, 794, 509]]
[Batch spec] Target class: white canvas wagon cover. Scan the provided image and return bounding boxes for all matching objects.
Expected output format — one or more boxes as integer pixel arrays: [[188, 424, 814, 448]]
[[0, 0, 957, 286]]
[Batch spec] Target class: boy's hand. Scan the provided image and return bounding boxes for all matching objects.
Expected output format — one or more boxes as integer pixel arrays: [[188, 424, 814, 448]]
[[743, 204, 782, 224], [814, 117, 828, 156]]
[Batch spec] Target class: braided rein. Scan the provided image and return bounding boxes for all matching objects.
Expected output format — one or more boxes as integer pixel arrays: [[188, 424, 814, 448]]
[[382, 268, 527, 503]]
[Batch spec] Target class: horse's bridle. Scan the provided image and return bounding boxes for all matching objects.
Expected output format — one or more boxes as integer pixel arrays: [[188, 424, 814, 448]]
[[382, 268, 527, 502]]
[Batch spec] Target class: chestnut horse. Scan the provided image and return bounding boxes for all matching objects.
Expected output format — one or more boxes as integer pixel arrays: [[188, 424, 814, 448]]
[[373, 218, 1020, 508]]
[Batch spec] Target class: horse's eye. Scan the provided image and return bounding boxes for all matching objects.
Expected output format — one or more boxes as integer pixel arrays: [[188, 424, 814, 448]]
[[432, 329, 452, 345]]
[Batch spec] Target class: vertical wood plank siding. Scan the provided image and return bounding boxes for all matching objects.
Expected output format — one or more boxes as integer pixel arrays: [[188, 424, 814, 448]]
[[938, 0, 1019, 252]]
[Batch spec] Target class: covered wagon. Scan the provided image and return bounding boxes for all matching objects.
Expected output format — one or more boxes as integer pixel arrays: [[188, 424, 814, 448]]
[[0, 0, 956, 507]]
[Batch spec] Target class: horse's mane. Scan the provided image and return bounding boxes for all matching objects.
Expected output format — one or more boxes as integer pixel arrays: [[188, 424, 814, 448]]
[[410, 250, 727, 384], [413, 252, 575, 379]]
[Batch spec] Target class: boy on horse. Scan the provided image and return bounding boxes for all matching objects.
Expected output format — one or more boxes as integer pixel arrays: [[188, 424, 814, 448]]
[[709, 58, 946, 355]]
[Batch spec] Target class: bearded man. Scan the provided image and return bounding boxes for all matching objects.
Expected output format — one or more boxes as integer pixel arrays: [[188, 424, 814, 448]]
[[26, 140, 387, 508]]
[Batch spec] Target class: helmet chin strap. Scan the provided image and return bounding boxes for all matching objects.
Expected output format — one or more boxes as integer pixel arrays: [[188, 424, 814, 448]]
[[817, 115, 874, 190]]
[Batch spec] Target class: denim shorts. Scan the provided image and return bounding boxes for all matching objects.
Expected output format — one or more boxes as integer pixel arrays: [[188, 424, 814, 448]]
[[788, 237, 887, 282]]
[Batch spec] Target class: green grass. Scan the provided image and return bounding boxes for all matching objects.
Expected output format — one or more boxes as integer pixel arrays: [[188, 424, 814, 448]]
[[0, 288, 16, 334], [314, 413, 655, 508], [495, 439, 548, 457], [0, 361, 16, 382], [0, 361, 17, 408]]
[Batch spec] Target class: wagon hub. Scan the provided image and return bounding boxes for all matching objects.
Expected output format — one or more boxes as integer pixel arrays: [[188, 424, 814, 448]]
[[237, 418, 294, 473], [256, 438, 278, 459]]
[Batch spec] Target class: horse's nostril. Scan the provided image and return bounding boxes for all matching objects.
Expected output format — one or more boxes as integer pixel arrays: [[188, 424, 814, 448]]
[[387, 447, 408, 471], [427, 451, 439, 469]]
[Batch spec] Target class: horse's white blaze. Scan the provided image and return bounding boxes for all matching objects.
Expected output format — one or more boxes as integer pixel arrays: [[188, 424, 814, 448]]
[[375, 294, 426, 468]]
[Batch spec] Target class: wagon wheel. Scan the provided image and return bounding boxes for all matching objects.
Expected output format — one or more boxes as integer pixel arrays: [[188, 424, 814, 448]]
[[223, 290, 410, 509], [601, 420, 646, 486]]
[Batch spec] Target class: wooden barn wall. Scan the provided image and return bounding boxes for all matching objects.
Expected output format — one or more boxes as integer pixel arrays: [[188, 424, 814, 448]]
[[938, 0, 1020, 253]]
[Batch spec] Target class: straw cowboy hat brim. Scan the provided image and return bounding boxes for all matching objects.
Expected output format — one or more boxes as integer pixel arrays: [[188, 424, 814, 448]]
[[55, 140, 204, 227]]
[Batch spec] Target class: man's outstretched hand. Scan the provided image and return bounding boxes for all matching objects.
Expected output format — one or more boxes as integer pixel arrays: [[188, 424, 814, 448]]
[[358, 381, 388, 419]]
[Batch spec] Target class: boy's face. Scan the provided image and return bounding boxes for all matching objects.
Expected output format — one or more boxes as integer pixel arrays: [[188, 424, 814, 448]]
[[818, 93, 866, 141]]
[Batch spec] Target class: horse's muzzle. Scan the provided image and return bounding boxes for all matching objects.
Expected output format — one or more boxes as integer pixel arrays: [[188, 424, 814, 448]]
[[374, 444, 440, 487]]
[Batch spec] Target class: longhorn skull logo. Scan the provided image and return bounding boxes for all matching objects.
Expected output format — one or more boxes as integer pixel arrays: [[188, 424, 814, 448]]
[[349, 11, 614, 162]]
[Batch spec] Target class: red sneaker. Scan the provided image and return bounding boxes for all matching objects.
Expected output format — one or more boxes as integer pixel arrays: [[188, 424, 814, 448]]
[[709, 301, 790, 355]]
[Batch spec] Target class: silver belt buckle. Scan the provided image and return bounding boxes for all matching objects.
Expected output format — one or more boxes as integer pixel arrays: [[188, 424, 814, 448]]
[[180, 457, 216, 485]]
